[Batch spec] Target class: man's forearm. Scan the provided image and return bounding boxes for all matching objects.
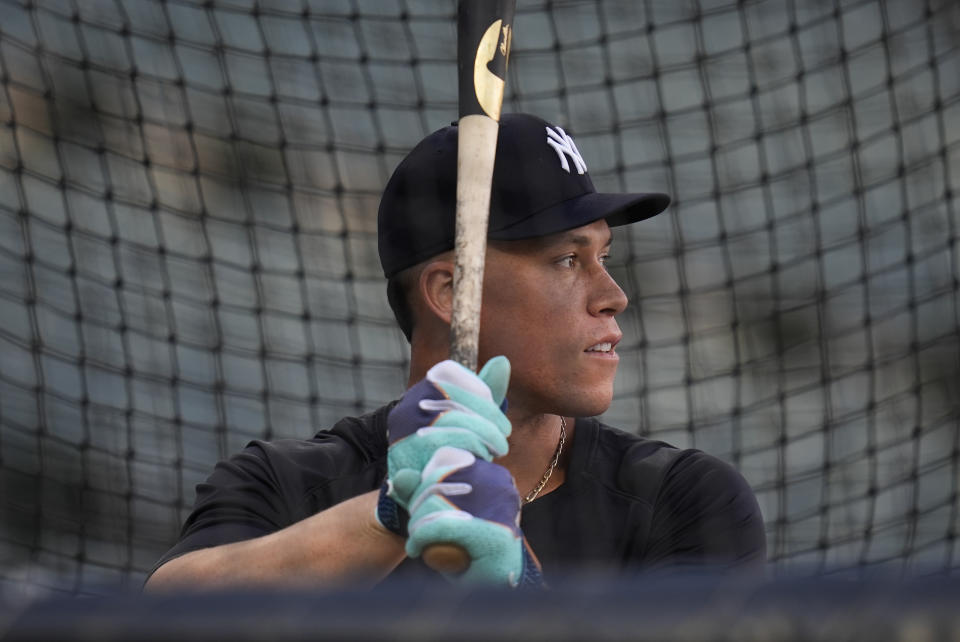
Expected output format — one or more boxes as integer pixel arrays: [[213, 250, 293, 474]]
[[144, 490, 406, 591]]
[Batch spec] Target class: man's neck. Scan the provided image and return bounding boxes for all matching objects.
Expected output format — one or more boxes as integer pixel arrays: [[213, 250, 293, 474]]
[[405, 337, 446, 389], [497, 411, 571, 503]]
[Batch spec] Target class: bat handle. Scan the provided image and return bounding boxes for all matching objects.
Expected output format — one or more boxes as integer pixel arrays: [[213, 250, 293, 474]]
[[422, 542, 471, 575]]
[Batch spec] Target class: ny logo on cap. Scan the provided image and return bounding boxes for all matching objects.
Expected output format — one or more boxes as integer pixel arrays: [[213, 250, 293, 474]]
[[545, 126, 587, 175]]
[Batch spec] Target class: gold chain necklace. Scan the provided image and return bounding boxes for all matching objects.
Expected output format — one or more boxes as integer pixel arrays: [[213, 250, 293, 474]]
[[523, 416, 566, 504]]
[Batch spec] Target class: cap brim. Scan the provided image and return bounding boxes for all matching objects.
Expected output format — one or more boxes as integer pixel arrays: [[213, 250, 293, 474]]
[[489, 191, 671, 240]]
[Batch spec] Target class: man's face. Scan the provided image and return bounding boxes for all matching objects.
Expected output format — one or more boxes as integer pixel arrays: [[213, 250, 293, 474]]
[[477, 219, 628, 419]]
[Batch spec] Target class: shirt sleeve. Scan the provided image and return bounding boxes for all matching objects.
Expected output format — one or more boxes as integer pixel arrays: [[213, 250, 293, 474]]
[[642, 449, 767, 574], [150, 441, 297, 574], [147, 407, 390, 579]]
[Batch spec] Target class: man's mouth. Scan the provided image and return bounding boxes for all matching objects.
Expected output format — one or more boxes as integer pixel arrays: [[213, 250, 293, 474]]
[[586, 342, 614, 353]]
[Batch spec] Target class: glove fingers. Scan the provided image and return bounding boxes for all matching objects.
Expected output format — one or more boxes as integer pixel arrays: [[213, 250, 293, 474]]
[[425, 359, 512, 435], [403, 446, 475, 513], [388, 421, 505, 474], [390, 447, 477, 510], [424, 386, 511, 438], [407, 514, 523, 585], [426, 410, 509, 456], [385, 359, 514, 549], [388, 468, 421, 505], [425, 360, 493, 400], [406, 505, 472, 557], [429, 356, 510, 408], [419, 445, 475, 479], [403, 451, 531, 588], [477, 356, 510, 407], [422, 458, 518, 521]]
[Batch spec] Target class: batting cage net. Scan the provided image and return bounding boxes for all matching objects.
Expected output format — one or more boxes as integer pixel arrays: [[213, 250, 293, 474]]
[[0, 0, 958, 596]]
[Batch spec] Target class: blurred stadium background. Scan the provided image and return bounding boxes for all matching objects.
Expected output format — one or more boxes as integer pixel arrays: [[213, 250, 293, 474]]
[[0, 0, 958, 597]]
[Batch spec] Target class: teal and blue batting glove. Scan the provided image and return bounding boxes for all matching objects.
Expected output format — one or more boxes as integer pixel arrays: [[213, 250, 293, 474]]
[[405, 446, 544, 588], [375, 357, 512, 536]]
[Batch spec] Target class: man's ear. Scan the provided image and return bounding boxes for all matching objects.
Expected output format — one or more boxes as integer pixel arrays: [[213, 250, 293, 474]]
[[418, 259, 455, 325]]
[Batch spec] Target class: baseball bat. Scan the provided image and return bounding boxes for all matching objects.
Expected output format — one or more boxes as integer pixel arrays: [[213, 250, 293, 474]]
[[421, 0, 516, 576]]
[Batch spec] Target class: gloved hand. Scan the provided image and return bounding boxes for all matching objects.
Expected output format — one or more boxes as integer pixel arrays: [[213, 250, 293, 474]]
[[405, 446, 544, 588], [375, 357, 512, 536]]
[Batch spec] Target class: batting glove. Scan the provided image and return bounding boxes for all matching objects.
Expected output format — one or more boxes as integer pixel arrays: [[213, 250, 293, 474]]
[[375, 357, 512, 536], [405, 446, 544, 588]]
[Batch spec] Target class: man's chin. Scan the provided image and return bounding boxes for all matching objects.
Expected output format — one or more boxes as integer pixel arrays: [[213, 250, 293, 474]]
[[561, 389, 614, 418]]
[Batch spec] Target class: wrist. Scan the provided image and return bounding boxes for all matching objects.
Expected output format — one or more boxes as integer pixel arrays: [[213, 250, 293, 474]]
[[374, 482, 410, 538]]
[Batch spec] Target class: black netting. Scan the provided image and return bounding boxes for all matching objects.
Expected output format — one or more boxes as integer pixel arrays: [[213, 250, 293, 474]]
[[0, 0, 958, 595]]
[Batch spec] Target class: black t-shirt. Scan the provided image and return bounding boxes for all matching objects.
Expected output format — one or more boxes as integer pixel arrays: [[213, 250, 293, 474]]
[[155, 405, 766, 580]]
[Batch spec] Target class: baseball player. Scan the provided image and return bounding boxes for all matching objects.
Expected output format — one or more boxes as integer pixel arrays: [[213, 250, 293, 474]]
[[146, 113, 765, 590]]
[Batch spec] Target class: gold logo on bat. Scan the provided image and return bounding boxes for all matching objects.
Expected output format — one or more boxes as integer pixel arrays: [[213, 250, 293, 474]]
[[474, 19, 511, 120], [500, 25, 512, 56]]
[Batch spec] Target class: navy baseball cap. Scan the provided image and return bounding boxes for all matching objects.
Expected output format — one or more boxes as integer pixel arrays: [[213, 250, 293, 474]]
[[378, 112, 671, 279]]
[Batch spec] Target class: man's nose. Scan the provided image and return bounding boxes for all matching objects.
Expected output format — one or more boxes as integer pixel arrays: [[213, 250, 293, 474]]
[[589, 267, 628, 317]]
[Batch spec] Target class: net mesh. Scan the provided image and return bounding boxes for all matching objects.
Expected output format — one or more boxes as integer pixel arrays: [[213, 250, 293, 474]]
[[0, 0, 958, 594]]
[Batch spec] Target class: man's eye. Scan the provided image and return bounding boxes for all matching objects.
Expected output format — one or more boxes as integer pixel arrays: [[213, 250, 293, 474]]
[[558, 255, 576, 267], [599, 254, 611, 265]]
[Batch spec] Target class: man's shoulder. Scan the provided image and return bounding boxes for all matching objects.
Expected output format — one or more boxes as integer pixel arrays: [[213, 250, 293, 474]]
[[587, 420, 747, 506], [322, 403, 393, 456], [582, 422, 766, 570], [241, 403, 393, 473]]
